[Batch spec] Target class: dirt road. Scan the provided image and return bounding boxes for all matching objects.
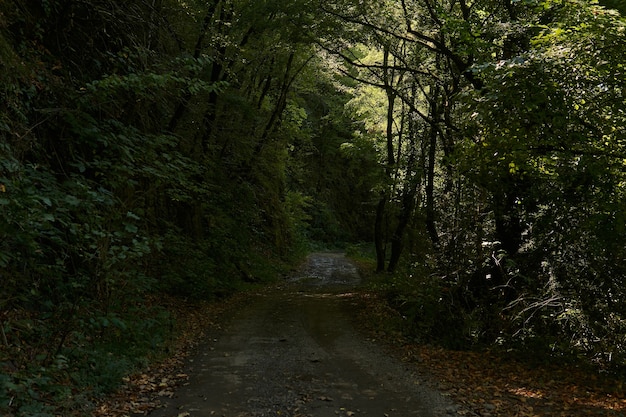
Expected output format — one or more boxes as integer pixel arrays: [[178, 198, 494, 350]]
[[147, 253, 455, 417]]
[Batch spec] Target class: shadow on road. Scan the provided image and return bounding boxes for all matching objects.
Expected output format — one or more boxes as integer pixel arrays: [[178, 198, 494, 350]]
[[146, 252, 454, 417]]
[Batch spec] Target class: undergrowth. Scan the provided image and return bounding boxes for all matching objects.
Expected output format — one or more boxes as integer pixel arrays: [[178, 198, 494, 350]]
[[0, 299, 174, 416]]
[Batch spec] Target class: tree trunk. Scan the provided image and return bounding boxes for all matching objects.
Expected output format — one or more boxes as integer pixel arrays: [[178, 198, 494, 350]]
[[425, 123, 439, 245], [374, 195, 387, 273], [167, 0, 221, 133], [425, 87, 441, 246], [493, 188, 523, 256], [387, 101, 420, 272], [388, 184, 417, 272]]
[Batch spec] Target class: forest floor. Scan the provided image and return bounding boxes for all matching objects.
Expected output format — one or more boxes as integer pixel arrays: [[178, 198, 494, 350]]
[[95, 253, 626, 417]]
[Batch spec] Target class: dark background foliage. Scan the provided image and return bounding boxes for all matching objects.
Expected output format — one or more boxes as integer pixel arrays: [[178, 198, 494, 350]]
[[2, 0, 626, 414]]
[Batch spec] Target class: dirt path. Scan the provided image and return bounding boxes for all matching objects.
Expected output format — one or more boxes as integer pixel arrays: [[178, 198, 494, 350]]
[[147, 253, 456, 417]]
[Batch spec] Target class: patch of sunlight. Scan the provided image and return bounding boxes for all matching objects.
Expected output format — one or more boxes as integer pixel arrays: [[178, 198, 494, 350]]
[[508, 387, 545, 399]]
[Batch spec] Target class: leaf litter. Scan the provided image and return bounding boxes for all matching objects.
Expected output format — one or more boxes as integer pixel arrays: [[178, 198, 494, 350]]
[[94, 287, 626, 417], [93, 290, 254, 416], [353, 290, 626, 417]]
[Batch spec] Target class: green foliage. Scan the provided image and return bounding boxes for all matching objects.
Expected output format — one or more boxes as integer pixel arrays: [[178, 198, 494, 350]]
[[319, 0, 626, 369], [0, 304, 173, 416], [5, 0, 626, 411], [366, 262, 479, 350], [157, 232, 228, 299], [455, 0, 626, 364], [286, 66, 383, 245], [0, 0, 332, 414]]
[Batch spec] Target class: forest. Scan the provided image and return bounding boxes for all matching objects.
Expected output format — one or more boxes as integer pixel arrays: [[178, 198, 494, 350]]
[[1, 0, 626, 415]]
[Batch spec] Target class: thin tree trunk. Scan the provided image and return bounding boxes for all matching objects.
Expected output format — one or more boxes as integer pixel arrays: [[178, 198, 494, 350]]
[[374, 45, 396, 273], [251, 53, 313, 160], [200, 0, 231, 152], [374, 195, 387, 273], [257, 52, 295, 149], [388, 101, 420, 272], [388, 187, 416, 272], [425, 124, 439, 245], [493, 187, 523, 256], [425, 87, 441, 246], [385, 89, 396, 168], [168, 0, 221, 133]]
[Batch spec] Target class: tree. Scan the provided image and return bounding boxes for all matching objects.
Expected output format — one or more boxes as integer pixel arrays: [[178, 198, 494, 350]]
[[461, 0, 626, 358], [0, 0, 344, 413], [319, 0, 626, 365]]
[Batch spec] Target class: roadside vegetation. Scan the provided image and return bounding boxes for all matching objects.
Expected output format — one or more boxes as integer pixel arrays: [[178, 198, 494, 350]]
[[2, 0, 626, 415]]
